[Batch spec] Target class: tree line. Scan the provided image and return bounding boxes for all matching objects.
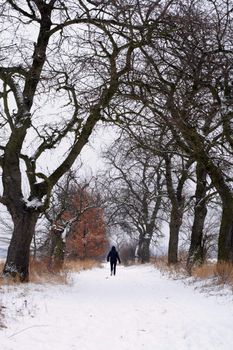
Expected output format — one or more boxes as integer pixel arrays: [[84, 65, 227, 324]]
[[0, 0, 233, 281]]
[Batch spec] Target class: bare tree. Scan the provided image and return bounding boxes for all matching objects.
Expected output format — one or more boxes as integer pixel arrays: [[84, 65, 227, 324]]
[[45, 171, 104, 267], [119, 0, 233, 263], [157, 1, 233, 264], [103, 136, 165, 263], [0, 0, 139, 280]]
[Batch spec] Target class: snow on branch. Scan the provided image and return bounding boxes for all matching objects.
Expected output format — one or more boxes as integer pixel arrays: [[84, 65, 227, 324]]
[[23, 197, 43, 209]]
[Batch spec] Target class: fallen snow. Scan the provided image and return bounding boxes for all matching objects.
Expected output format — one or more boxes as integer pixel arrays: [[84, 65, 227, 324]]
[[0, 264, 233, 350]]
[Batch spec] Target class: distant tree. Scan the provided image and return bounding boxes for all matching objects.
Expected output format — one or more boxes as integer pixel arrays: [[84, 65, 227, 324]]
[[119, 241, 138, 265], [66, 207, 107, 260], [109, 104, 195, 265], [103, 136, 165, 263], [42, 171, 107, 268]]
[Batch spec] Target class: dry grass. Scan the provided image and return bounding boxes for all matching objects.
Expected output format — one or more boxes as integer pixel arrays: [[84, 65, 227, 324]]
[[153, 255, 233, 291], [153, 255, 233, 290], [153, 255, 188, 279], [0, 261, 6, 286], [214, 261, 233, 285], [64, 259, 102, 272], [29, 258, 69, 285], [0, 258, 101, 286], [192, 264, 216, 280], [29, 258, 101, 284], [192, 261, 233, 286], [152, 255, 169, 269]]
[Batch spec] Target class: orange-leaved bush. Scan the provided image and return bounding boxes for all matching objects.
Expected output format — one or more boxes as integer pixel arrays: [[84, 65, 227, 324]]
[[66, 207, 107, 259], [62, 184, 108, 259]]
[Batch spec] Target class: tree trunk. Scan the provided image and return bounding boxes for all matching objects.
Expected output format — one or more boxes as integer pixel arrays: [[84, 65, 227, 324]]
[[170, 120, 233, 263], [165, 156, 188, 265], [187, 205, 207, 272], [48, 227, 66, 271], [3, 211, 39, 282], [202, 160, 233, 263], [137, 235, 150, 263], [187, 164, 207, 273], [168, 206, 183, 265], [218, 204, 233, 262]]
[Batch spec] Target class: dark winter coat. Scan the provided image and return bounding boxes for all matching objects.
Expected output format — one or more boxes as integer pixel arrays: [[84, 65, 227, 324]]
[[107, 246, 121, 264]]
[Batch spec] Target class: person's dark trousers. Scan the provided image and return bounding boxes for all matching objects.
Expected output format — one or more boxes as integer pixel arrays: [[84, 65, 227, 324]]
[[110, 261, 117, 275]]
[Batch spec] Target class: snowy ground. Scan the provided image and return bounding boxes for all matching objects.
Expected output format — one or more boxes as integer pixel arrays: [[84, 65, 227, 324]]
[[0, 264, 233, 350]]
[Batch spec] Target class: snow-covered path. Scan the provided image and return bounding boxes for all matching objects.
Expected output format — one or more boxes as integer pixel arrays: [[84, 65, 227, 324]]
[[0, 264, 233, 350]]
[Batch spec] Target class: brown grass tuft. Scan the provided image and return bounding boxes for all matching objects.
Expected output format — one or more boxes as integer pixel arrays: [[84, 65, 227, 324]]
[[152, 255, 169, 269], [0, 261, 9, 286], [192, 262, 233, 290], [192, 264, 216, 279], [0, 258, 102, 286], [154, 256, 233, 290], [29, 258, 69, 285], [153, 255, 188, 280], [64, 259, 102, 272], [214, 261, 233, 285], [0, 258, 68, 285], [30, 258, 101, 283]]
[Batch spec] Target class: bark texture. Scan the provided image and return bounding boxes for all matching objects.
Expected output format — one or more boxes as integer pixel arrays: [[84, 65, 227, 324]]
[[3, 211, 39, 281], [187, 163, 207, 273], [137, 236, 150, 263], [168, 205, 183, 264]]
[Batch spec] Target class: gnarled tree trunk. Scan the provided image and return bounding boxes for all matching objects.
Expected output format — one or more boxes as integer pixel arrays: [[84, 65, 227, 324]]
[[218, 203, 233, 262], [187, 163, 207, 273], [165, 156, 188, 265], [137, 235, 150, 263], [168, 205, 183, 264], [3, 210, 39, 282], [169, 118, 233, 263], [137, 192, 162, 263], [48, 226, 66, 271]]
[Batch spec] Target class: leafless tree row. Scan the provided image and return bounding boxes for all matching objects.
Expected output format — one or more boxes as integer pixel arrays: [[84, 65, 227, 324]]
[[0, 0, 143, 280], [0, 0, 233, 280], [99, 0, 233, 271]]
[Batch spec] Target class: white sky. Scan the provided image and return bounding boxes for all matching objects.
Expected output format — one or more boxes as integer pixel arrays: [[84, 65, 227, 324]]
[[71, 124, 118, 175]]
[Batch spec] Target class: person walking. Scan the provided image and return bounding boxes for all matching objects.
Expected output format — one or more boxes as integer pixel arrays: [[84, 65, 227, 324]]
[[107, 246, 121, 275]]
